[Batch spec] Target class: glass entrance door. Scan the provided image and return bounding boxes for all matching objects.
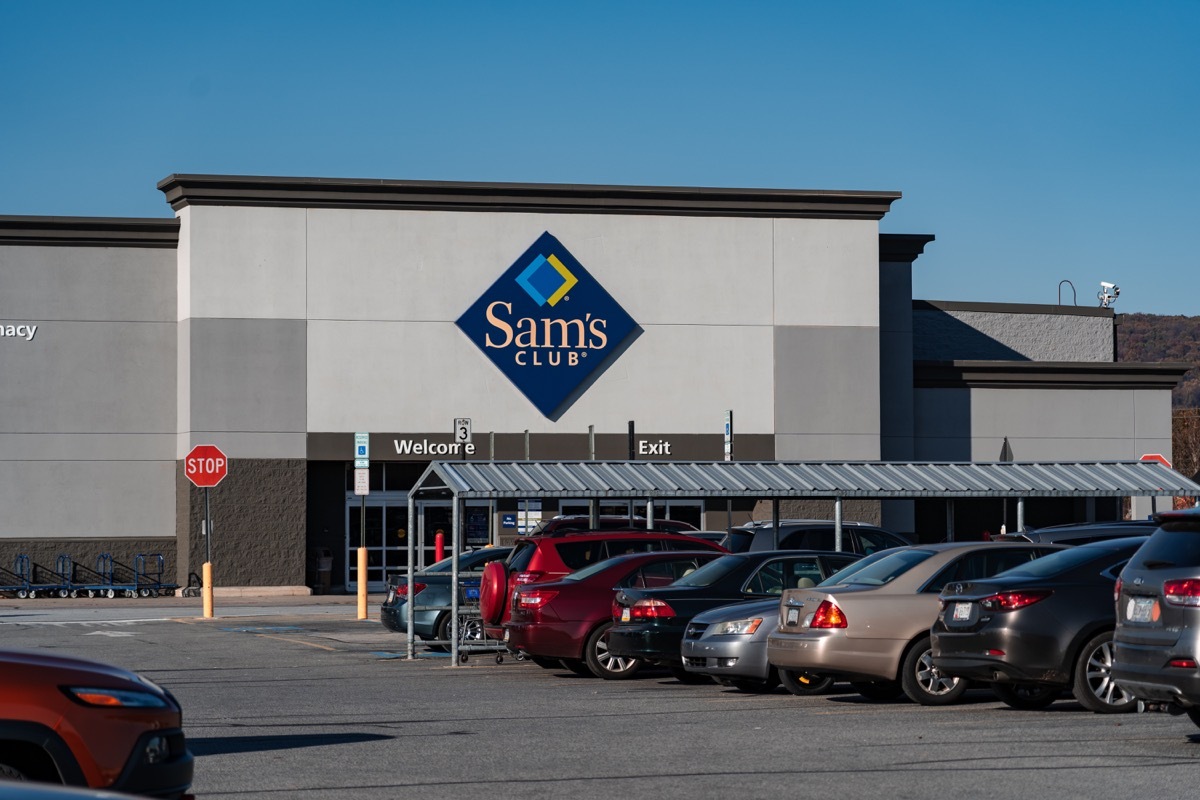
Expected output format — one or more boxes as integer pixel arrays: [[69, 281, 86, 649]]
[[345, 498, 493, 591], [345, 499, 409, 592]]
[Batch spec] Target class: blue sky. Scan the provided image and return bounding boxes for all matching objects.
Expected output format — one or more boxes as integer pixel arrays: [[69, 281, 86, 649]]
[[2, 1, 1196, 315]]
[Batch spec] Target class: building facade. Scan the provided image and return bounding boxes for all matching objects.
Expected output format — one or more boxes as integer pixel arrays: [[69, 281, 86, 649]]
[[0, 177, 1186, 590]]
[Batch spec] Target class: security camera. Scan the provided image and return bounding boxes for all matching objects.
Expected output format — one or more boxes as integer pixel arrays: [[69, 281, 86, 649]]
[[1098, 281, 1120, 308]]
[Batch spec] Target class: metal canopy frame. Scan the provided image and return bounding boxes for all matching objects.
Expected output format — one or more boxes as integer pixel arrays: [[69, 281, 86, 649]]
[[404, 459, 1200, 665]]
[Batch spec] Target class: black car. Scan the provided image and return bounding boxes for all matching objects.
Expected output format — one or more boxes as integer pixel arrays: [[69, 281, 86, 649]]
[[1113, 506, 1200, 730], [931, 536, 1149, 713], [992, 519, 1159, 545], [605, 550, 861, 682]]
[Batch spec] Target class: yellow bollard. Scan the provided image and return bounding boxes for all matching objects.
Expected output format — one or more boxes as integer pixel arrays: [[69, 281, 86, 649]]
[[357, 547, 368, 620], [202, 561, 214, 619]]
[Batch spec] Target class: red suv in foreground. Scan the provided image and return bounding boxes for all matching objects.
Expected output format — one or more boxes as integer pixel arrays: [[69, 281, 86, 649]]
[[480, 527, 726, 640], [0, 649, 193, 798]]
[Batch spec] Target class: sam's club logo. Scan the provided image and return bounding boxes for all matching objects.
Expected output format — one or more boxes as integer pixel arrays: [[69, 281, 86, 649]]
[[457, 232, 640, 418]]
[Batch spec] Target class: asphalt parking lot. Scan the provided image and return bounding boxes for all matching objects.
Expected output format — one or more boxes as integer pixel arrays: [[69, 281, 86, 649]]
[[3, 595, 1199, 799]]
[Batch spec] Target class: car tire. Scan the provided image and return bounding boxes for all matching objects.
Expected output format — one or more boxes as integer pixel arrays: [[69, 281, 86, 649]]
[[1072, 631, 1137, 714], [585, 622, 642, 680], [479, 561, 508, 625], [1187, 708, 1200, 730], [559, 658, 594, 677], [530, 656, 562, 670], [669, 666, 713, 684], [992, 682, 1060, 710], [901, 638, 969, 705], [427, 613, 452, 653], [851, 680, 904, 701], [778, 668, 834, 696]]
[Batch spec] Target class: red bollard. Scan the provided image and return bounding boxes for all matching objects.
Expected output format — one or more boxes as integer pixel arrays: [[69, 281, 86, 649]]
[[435, 530, 445, 562]]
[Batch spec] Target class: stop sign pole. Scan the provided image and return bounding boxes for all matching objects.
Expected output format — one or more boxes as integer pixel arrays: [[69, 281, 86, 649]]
[[185, 444, 228, 618]]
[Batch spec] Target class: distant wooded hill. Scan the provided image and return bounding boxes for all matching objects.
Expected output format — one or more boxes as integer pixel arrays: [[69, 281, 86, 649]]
[[1117, 313, 1200, 407]]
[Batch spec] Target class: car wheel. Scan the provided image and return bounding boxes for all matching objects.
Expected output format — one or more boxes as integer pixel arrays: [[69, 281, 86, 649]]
[[585, 622, 642, 680], [992, 682, 1060, 710], [0, 762, 27, 780], [559, 658, 594, 677], [427, 613, 452, 653], [1073, 631, 1137, 714], [1187, 708, 1200, 730], [479, 560, 508, 625], [902, 638, 969, 705], [669, 666, 713, 684], [778, 668, 835, 696], [530, 656, 562, 670], [851, 680, 904, 701]]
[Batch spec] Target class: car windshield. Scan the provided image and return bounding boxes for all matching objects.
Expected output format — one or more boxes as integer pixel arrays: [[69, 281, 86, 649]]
[[671, 555, 745, 587], [989, 541, 1137, 580], [819, 547, 900, 586], [835, 549, 934, 586]]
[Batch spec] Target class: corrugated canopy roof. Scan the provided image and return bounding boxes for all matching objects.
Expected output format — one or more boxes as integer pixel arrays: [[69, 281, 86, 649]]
[[409, 460, 1200, 500]]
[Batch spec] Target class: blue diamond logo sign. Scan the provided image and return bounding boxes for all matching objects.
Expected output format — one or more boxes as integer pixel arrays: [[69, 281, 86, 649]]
[[457, 232, 640, 418]]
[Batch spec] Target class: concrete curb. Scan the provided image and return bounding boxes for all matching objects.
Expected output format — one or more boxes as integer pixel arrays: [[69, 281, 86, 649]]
[[213, 586, 313, 598]]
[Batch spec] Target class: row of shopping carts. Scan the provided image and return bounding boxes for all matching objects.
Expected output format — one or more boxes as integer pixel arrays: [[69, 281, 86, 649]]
[[0, 552, 180, 599]]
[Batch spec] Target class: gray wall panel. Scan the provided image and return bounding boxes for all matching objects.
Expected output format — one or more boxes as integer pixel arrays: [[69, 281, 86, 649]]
[[0, 245, 174, 321], [0, 461, 174, 538], [0, 434, 176, 460], [0, 321, 175, 436], [913, 386, 1174, 462], [188, 318, 307, 438], [774, 325, 880, 459]]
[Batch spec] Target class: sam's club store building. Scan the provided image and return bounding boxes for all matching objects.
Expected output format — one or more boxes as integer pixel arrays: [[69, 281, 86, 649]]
[[0, 175, 1185, 590]]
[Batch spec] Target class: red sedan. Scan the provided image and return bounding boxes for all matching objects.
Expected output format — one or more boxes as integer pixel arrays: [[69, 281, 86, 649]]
[[504, 550, 722, 679]]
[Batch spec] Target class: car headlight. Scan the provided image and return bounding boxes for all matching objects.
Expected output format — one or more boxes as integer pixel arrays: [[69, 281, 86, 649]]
[[711, 618, 764, 636], [64, 686, 170, 708]]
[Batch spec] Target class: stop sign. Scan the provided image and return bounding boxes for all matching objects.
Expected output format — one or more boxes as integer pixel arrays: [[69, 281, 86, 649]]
[[186, 444, 229, 488], [1140, 453, 1172, 469]]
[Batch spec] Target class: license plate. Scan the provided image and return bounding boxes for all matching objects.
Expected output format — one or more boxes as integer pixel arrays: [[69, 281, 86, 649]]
[[786, 608, 800, 625], [621, 608, 631, 622], [1127, 596, 1156, 623], [503, 629, 510, 642], [953, 602, 972, 621], [386, 590, 395, 604]]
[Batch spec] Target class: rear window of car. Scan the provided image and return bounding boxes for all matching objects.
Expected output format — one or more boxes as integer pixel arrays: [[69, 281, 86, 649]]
[[672, 555, 745, 587], [1127, 526, 1200, 570], [507, 541, 538, 572], [819, 548, 897, 586], [555, 539, 661, 570], [990, 542, 1136, 580], [838, 549, 934, 586]]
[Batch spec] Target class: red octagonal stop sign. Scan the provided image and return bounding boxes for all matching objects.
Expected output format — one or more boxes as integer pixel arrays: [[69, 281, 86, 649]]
[[1140, 453, 1172, 469], [186, 444, 229, 488]]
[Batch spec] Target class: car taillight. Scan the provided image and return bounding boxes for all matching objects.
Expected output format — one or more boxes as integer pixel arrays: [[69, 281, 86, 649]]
[[809, 600, 847, 629], [397, 583, 427, 597], [979, 589, 1051, 612], [1163, 579, 1200, 607], [1114, 576, 1122, 603], [517, 589, 558, 609], [515, 571, 545, 585], [1168, 658, 1198, 669], [628, 598, 677, 620]]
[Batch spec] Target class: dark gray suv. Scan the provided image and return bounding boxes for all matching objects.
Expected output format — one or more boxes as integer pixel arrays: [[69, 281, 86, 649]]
[[1112, 506, 1200, 729], [724, 519, 910, 555]]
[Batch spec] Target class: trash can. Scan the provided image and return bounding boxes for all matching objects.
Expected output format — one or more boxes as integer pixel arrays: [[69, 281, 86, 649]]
[[306, 547, 333, 595]]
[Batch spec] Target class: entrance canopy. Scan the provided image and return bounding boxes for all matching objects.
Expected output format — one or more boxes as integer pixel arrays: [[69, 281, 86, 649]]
[[409, 459, 1200, 501]]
